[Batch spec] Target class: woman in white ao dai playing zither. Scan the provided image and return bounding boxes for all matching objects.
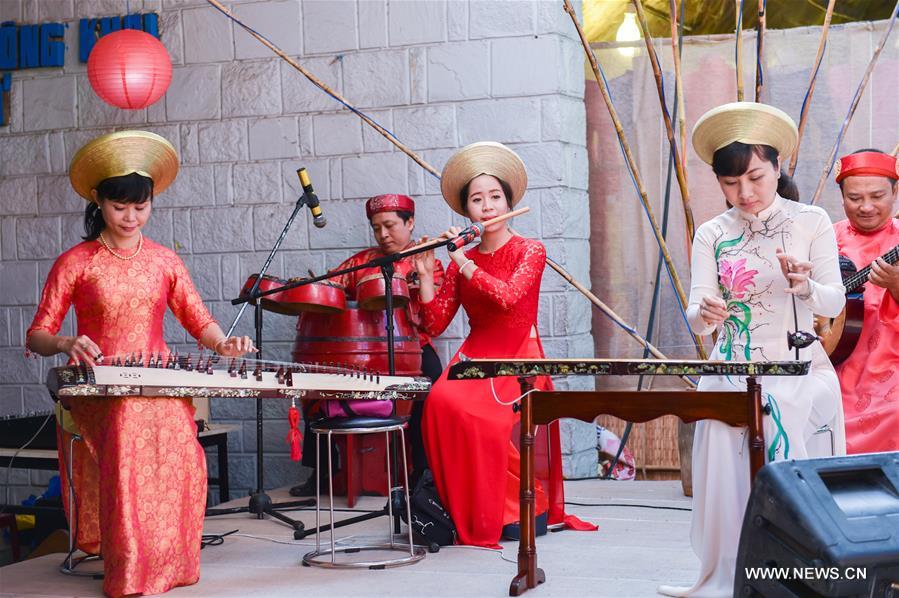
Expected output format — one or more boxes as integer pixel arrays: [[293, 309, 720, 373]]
[[659, 103, 847, 598]]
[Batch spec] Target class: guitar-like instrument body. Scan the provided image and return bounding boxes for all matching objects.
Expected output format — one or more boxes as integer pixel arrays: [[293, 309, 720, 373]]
[[816, 244, 899, 365]]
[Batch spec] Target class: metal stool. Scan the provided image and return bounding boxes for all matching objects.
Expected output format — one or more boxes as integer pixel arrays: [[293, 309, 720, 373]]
[[60, 433, 102, 577], [303, 415, 426, 569]]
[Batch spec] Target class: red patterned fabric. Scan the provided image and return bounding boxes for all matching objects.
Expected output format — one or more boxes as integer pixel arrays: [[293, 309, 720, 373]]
[[27, 238, 215, 597], [835, 151, 899, 183], [365, 194, 415, 218], [834, 219, 899, 454], [330, 243, 444, 347], [420, 236, 594, 548]]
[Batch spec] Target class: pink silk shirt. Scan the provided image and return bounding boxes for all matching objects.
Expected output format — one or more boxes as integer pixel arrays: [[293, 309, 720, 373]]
[[834, 218, 899, 453]]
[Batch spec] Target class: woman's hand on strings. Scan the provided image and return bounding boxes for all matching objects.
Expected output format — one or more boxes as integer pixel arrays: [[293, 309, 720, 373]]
[[699, 296, 728, 327], [59, 335, 103, 366], [776, 248, 813, 298], [214, 335, 256, 357]]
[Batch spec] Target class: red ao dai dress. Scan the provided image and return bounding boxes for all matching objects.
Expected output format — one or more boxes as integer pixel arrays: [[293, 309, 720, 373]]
[[27, 237, 216, 597], [420, 236, 581, 548]]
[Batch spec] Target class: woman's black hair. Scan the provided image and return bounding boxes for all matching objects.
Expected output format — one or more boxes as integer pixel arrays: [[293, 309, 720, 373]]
[[460, 175, 514, 214], [395, 210, 414, 223], [82, 172, 154, 241], [711, 142, 800, 202]]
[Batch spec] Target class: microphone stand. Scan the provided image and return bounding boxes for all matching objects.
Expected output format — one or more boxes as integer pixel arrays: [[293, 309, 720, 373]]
[[231, 237, 461, 540], [205, 190, 319, 529]]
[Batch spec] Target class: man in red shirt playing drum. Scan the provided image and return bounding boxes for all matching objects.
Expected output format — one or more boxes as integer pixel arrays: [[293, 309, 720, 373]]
[[832, 149, 899, 454], [290, 194, 444, 496]]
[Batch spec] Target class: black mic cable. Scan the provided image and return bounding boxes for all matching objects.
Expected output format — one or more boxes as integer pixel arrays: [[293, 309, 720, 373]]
[[297, 168, 326, 228]]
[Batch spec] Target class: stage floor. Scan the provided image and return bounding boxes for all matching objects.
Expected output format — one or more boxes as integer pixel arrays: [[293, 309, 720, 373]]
[[0, 480, 698, 597]]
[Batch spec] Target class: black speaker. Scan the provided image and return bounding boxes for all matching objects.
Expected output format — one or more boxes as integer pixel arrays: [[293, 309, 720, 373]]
[[734, 453, 899, 598]]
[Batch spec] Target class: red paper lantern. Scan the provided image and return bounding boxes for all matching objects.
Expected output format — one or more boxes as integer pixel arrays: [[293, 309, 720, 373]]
[[87, 29, 172, 110]]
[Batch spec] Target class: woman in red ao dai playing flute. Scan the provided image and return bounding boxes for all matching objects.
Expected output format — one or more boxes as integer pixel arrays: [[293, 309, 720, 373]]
[[413, 142, 594, 548], [25, 131, 253, 597]]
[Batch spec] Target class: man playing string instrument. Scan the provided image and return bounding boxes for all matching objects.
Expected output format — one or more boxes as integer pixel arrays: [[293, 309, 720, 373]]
[[832, 149, 899, 454], [290, 194, 444, 496]]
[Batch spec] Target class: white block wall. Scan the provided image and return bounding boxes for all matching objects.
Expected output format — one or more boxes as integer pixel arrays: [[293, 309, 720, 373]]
[[0, 0, 594, 503]]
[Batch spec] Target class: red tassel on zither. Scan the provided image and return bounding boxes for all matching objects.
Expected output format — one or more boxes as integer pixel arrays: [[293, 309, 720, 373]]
[[287, 404, 303, 461]]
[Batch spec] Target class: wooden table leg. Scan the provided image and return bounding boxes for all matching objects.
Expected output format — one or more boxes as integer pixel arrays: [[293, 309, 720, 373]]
[[746, 376, 765, 483], [510, 377, 545, 596]]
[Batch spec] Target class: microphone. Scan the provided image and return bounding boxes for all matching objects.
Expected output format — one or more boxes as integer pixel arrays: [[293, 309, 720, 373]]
[[297, 168, 326, 228], [447, 222, 485, 252]]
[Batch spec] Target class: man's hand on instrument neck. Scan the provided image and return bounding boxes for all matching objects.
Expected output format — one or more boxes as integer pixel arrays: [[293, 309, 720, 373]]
[[869, 257, 899, 302]]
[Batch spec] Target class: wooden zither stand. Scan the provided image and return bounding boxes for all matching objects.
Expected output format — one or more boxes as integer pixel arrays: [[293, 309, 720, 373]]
[[447, 358, 810, 596]]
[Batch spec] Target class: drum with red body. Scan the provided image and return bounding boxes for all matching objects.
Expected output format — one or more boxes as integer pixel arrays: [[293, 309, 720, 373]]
[[241, 274, 287, 313], [292, 302, 422, 503], [273, 277, 345, 315], [242, 274, 345, 315], [355, 271, 410, 311], [291, 302, 421, 375]]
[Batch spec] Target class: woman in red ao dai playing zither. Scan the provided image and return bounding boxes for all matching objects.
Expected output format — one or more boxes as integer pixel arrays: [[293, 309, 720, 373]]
[[26, 131, 253, 598]]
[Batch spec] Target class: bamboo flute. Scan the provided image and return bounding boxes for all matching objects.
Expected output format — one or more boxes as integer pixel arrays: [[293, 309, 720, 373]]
[[402, 207, 530, 254], [632, 0, 696, 249], [735, 0, 744, 101], [755, 0, 766, 101], [810, 1, 899, 205], [562, 0, 706, 360], [204, 0, 441, 179], [669, 0, 687, 162], [789, 0, 836, 177], [545, 258, 697, 389]]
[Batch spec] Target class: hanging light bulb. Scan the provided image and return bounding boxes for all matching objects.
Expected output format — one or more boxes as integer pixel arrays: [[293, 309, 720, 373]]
[[616, 6, 641, 57]]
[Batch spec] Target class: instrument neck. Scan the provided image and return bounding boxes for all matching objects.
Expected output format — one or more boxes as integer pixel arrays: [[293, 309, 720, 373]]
[[845, 244, 899, 293]]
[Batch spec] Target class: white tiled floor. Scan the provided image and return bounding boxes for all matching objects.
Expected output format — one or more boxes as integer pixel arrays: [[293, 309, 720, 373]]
[[0, 481, 699, 598]]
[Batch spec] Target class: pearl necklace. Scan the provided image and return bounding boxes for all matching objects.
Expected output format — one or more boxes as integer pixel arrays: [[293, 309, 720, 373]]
[[99, 232, 143, 261]]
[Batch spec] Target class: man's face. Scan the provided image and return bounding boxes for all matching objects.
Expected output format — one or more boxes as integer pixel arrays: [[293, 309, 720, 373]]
[[840, 175, 898, 232], [371, 211, 414, 255]]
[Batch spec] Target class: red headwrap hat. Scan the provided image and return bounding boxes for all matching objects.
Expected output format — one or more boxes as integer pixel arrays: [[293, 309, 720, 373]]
[[834, 151, 899, 183], [365, 194, 415, 219]]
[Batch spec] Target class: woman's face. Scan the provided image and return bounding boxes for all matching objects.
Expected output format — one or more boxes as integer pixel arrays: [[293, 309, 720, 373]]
[[717, 152, 780, 216], [98, 198, 152, 241], [465, 174, 510, 231]]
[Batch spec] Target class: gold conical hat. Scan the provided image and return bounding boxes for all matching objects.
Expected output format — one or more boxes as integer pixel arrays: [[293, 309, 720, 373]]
[[692, 102, 798, 165], [440, 141, 527, 215], [69, 130, 179, 201]]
